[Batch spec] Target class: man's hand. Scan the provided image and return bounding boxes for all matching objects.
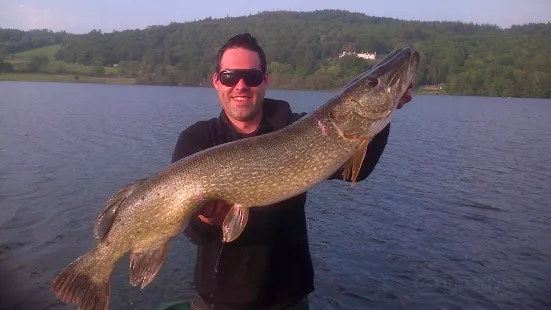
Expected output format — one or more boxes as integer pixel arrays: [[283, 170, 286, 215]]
[[196, 200, 232, 227], [397, 82, 414, 109]]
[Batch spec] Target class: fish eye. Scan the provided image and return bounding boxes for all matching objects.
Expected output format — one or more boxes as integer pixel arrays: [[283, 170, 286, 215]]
[[366, 77, 378, 87]]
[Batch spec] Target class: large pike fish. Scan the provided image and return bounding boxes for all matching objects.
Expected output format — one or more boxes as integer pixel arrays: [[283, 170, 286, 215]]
[[51, 47, 420, 310]]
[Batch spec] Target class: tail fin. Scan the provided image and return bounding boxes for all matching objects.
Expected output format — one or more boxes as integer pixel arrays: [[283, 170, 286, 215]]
[[51, 248, 114, 310]]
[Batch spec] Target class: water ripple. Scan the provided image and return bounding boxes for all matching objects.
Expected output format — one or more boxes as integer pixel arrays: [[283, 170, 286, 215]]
[[1, 83, 550, 309]]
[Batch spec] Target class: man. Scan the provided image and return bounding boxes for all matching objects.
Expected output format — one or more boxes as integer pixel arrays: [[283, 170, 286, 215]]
[[171, 33, 413, 310]]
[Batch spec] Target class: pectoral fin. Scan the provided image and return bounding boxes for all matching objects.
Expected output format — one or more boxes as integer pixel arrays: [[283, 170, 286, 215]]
[[343, 137, 370, 187], [129, 241, 169, 289], [222, 204, 249, 243]]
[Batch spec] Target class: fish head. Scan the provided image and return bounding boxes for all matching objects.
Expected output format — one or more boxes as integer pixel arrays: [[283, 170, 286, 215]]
[[331, 47, 421, 139]]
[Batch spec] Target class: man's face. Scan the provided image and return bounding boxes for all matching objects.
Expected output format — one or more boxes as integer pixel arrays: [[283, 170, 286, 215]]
[[213, 47, 268, 123]]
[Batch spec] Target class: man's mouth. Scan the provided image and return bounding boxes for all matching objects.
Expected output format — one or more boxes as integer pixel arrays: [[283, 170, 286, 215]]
[[232, 96, 251, 103]]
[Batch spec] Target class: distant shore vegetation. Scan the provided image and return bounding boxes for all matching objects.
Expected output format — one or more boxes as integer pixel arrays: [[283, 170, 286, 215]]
[[1, 10, 550, 98]]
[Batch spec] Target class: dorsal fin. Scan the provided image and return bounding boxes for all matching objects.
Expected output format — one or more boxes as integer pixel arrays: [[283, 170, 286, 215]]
[[93, 178, 147, 242]]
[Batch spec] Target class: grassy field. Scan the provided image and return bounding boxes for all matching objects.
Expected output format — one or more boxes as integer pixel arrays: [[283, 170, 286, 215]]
[[6, 44, 62, 61], [3, 44, 126, 79], [0, 73, 136, 84]]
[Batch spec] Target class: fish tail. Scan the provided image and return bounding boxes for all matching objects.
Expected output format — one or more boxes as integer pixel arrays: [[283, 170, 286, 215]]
[[51, 247, 114, 310]]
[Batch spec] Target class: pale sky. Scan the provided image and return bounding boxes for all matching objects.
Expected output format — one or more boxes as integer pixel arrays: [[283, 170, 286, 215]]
[[0, 0, 549, 34]]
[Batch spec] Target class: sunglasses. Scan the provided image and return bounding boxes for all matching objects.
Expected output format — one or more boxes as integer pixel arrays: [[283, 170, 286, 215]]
[[217, 69, 265, 87]]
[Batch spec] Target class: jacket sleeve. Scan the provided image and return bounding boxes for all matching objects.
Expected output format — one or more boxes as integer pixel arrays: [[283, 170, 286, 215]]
[[327, 123, 390, 182], [290, 111, 389, 183], [171, 127, 221, 245]]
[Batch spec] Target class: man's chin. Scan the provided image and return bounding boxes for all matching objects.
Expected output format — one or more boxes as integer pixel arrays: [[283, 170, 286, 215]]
[[227, 110, 255, 122], [230, 103, 253, 114]]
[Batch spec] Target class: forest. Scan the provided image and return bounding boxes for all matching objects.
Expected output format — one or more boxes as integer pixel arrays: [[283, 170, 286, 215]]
[[1, 10, 550, 98]]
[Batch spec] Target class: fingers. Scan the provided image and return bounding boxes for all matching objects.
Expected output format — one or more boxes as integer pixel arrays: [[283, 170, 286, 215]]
[[201, 201, 217, 217], [397, 89, 412, 109], [215, 201, 232, 215], [198, 200, 232, 227]]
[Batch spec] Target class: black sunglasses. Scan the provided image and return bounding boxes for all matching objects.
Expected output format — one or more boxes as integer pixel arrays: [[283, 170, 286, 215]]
[[217, 69, 265, 87]]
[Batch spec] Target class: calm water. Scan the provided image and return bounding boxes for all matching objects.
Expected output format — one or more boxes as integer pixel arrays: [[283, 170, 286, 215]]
[[0, 81, 550, 310]]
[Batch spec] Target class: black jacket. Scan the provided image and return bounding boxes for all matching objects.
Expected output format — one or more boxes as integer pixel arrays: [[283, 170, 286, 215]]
[[171, 98, 390, 310]]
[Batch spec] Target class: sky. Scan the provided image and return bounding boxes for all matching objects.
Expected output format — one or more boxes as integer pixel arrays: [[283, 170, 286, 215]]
[[0, 0, 550, 34]]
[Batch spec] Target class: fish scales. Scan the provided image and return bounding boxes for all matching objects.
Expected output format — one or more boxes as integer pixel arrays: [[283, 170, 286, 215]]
[[177, 109, 356, 205]]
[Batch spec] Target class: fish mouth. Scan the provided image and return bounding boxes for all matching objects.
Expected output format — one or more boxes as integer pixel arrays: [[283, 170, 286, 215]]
[[374, 47, 421, 108]]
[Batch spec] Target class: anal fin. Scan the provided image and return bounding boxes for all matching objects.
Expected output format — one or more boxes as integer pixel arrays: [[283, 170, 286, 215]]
[[222, 204, 250, 243], [343, 137, 370, 187], [129, 242, 169, 289]]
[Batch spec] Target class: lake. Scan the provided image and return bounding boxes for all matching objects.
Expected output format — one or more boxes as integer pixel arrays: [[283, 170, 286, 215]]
[[0, 81, 550, 310]]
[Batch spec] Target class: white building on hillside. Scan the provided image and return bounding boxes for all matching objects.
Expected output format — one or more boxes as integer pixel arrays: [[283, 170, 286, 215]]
[[338, 51, 377, 60]]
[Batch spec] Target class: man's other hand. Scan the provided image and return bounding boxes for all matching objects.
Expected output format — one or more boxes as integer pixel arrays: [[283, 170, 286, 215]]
[[197, 200, 232, 227], [397, 82, 414, 109]]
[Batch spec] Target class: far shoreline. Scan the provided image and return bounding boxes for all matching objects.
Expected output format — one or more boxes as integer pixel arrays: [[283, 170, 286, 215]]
[[0, 72, 448, 97]]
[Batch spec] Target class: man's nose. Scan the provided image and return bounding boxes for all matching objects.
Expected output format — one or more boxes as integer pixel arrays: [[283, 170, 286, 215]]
[[234, 78, 249, 90]]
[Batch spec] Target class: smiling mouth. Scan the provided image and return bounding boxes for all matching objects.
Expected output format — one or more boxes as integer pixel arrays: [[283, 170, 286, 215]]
[[232, 96, 251, 103]]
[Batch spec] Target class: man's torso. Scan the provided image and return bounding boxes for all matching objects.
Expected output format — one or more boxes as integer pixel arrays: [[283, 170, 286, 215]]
[[172, 98, 314, 310]]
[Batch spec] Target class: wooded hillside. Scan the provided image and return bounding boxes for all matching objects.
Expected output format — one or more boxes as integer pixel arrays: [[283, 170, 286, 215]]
[[1, 10, 550, 98]]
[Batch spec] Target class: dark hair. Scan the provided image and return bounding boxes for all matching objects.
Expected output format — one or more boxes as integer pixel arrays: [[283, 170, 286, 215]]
[[215, 33, 267, 73]]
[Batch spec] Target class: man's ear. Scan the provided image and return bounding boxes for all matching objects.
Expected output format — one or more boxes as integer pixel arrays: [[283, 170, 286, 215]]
[[212, 72, 219, 90]]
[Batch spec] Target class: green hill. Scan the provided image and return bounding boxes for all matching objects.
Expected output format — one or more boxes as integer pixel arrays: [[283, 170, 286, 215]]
[[3, 44, 118, 76], [0, 28, 71, 55], [1, 10, 550, 98], [8, 44, 61, 60], [0, 43, 134, 84]]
